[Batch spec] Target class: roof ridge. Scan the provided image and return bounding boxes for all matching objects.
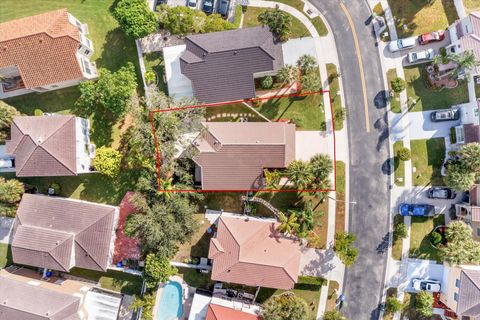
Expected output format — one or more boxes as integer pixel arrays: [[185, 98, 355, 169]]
[[48, 235, 74, 271], [74, 238, 105, 271], [14, 135, 38, 174]]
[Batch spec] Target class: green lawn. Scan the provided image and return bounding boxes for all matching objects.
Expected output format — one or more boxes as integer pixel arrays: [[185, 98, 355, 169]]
[[409, 215, 445, 262], [256, 94, 325, 130], [201, 192, 243, 213], [393, 141, 405, 187], [205, 102, 266, 122], [392, 215, 404, 261], [256, 276, 325, 316], [387, 68, 402, 114], [387, 0, 458, 37], [335, 161, 345, 234], [177, 267, 214, 289], [410, 138, 445, 186], [70, 268, 143, 295], [0, 244, 12, 269], [326, 64, 344, 131], [143, 52, 168, 94], [174, 214, 212, 262], [233, 5, 243, 28], [243, 7, 310, 39], [404, 65, 469, 112]]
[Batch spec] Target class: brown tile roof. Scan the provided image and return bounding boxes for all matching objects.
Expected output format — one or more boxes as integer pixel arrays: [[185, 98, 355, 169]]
[[12, 193, 117, 272], [0, 276, 80, 320], [0, 9, 84, 88], [5, 115, 78, 177], [206, 303, 260, 320], [180, 26, 283, 103], [208, 215, 302, 290], [193, 122, 295, 190], [457, 269, 480, 319]]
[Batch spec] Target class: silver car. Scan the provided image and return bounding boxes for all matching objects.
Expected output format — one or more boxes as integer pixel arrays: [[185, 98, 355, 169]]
[[388, 37, 416, 52], [408, 48, 434, 63]]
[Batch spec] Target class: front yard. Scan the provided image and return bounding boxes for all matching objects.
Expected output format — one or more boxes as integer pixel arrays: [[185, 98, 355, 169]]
[[256, 93, 326, 130], [387, 0, 457, 37], [70, 268, 143, 295], [393, 141, 405, 187], [410, 138, 445, 186], [0, 244, 12, 269], [404, 65, 469, 112], [387, 68, 402, 114], [409, 214, 445, 262]]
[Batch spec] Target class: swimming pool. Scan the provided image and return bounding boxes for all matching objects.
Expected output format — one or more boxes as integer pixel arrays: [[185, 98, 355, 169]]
[[156, 281, 183, 320]]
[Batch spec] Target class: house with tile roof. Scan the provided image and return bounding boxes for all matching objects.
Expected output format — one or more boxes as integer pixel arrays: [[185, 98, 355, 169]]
[[0, 268, 124, 320], [11, 193, 119, 272], [447, 11, 480, 75], [440, 265, 480, 319], [188, 291, 261, 320], [0, 9, 97, 99], [192, 122, 295, 190], [455, 184, 480, 241], [205, 303, 261, 320], [5, 115, 94, 177], [163, 26, 283, 103], [208, 214, 302, 290]]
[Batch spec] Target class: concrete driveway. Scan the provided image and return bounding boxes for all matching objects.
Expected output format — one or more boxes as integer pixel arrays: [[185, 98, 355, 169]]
[[392, 186, 459, 215], [295, 131, 329, 161], [405, 259, 445, 293], [0, 217, 14, 244], [407, 111, 460, 140]]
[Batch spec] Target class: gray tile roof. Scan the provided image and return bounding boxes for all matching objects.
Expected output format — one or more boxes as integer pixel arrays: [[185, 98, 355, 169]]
[[193, 122, 295, 190], [464, 124, 480, 143], [0, 276, 80, 320], [5, 115, 78, 177], [180, 26, 283, 104], [457, 269, 480, 319], [12, 194, 117, 272]]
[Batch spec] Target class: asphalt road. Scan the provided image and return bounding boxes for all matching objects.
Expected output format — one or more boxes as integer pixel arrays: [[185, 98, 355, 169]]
[[309, 0, 391, 319]]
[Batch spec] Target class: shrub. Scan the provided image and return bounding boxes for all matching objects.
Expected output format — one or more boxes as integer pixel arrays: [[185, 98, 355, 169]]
[[113, 0, 158, 39], [394, 221, 408, 240], [145, 71, 156, 84], [0, 101, 20, 143], [430, 231, 442, 246], [258, 8, 292, 41], [93, 147, 122, 178], [334, 232, 359, 267], [261, 76, 273, 89], [385, 296, 402, 314], [34, 109, 43, 116], [415, 291, 433, 317], [391, 77, 406, 93], [334, 108, 346, 125], [143, 253, 177, 289], [262, 293, 309, 320], [397, 147, 411, 161], [0, 177, 24, 205], [49, 183, 61, 195]]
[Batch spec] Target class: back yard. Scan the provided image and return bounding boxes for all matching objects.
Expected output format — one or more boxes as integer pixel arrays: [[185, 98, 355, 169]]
[[0, 244, 12, 269], [404, 65, 469, 112], [387, 0, 457, 37], [70, 268, 143, 295], [410, 138, 445, 186]]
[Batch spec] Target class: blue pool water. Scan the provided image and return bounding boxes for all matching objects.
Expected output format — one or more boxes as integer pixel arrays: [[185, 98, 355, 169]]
[[157, 281, 183, 320]]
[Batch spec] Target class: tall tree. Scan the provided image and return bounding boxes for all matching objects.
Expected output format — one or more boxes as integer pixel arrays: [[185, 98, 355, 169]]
[[459, 142, 480, 172], [297, 54, 318, 75], [415, 291, 434, 317], [447, 50, 480, 78], [300, 73, 321, 92], [258, 8, 292, 41], [310, 153, 333, 183], [277, 211, 300, 236], [262, 293, 309, 320], [445, 162, 476, 191], [0, 101, 19, 143], [277, 64, 299, 85], [441, 220, 480, 265], [294, 201, 314, 238], [286, 160, 314, 189], [0, 177, 24, 205], [114, 0, 158, 39], [334, 232, 359, 267], [93, 147, 122, 178], [143, 253, 177, 288]]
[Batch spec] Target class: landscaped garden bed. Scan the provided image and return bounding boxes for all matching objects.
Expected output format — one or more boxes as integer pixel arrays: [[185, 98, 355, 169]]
[[410, 138, 445, 186], [393, 141, 406, 186], [409, 214, 445, 262], [387, 0, 457, 37], [387, 69, 402, 113], [204, 102, 267, 122], [404, 64, 469, 112], [143, 52, 168, 93], [243, 7, 309, 38]]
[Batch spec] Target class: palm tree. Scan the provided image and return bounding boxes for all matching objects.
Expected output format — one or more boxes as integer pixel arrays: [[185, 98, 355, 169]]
[[459, 142, 480, 173], [446, 50, 480, 78], [300, 73, 321, 93], [277, 211, 300, 236], [277, 64, 299, 86], [295, 202, 314, 238], [158, 177, 174, 198], [286, 160, 314, 189], [297, 54, 318, 75], [310, 153, 333, 183], [264, 169, 281, 189]]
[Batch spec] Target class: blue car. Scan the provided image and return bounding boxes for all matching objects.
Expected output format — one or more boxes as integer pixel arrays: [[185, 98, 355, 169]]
[[399, 203, 435, 216]]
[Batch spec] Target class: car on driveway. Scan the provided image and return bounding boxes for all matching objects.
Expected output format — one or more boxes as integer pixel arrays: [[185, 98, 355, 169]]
[[407, 48, 434, 63], [187, 0, 197, 8], [202, 0, 214, 14], [418, 30, 445, 45], [388, 37, 416, 52], [218, 0, 230, 16], [430, 107, 460, 122], [412, 279, 441, 292], [399, 203, 435, 216], [427, 187, 456, 199]]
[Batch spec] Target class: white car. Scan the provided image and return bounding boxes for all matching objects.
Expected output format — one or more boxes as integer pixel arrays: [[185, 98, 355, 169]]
[[412, 279, 441, 292], [187, 0, 197, 8], [408, 48, 435, 63], [388, 37, 417, 52]]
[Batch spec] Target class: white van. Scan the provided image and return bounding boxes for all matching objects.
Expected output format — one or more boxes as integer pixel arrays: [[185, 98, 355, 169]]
[[388, 37, 416, 52]]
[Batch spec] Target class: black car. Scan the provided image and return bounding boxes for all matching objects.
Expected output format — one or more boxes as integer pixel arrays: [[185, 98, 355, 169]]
[[218, 0, 230, 16], [427, 187, 456, 199], [202, 0, 214, 14], [430, 108, 460, 122]]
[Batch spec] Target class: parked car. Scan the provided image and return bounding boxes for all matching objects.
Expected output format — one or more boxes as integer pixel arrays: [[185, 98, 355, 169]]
[[202, 0, 214, 14], [388, 37, 416, 52], [218, 0, 230, 16], [430, 107, 460, 122], [412, 279, 441, 292], [418, 30, 445, 45], [427, 187, 456, 199], [407, 48, 434, 63], [0, 158, 13, 169], [187, 0, 197, 8], [399, 203, 435, 216]]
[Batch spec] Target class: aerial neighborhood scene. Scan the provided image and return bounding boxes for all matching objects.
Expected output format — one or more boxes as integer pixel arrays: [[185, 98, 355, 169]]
[[2, 0, 480, 319]]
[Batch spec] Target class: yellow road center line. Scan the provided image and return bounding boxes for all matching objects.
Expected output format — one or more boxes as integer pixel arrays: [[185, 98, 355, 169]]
[[340, 1, 370, 133]]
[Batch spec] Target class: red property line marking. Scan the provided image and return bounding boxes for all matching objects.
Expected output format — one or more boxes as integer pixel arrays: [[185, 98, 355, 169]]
[[149, 90, 337, 193]]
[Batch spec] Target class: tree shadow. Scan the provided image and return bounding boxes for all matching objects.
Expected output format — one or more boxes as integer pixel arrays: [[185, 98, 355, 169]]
[[189, 228, 213, 258]]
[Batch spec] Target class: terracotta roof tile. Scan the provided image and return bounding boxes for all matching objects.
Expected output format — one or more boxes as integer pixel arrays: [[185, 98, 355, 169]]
[[0, 9, 84, 88], [208, 215, 301, 290], [206, 303, 260, 320]]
